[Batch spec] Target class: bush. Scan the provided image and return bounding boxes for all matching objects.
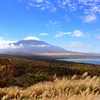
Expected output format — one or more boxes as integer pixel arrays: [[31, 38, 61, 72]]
[[27, 70, 47, 84]]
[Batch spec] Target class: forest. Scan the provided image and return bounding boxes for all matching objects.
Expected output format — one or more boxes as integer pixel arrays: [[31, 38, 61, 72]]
[[0, 55, 100, 88]]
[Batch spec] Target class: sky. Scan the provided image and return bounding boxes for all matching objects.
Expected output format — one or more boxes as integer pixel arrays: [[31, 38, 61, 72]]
[[0, 0, 100, 53]]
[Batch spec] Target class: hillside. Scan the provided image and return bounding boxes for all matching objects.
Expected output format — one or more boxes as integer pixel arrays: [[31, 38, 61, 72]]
[[0, 55, 100, 100], [0, 55, 100, 88], [0, 73, 100, 100]]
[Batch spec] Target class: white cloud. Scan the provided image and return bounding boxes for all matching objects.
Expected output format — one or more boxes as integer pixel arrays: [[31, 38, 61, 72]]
[[55, 31, 71, 38], [97, 36, 100, 39], [78, 0, 88, 5], [91, 5, 100, 13], [83, 14, 97, 23], [46, 20, 59, 28], [57, 0, 71, 8], [68, 42, 90, 47], [93, 34, 100, 39], [57, 0, 77, 11], [0, 36, 41, 50], [20, 0, 56, 12], [65, 15, 70, 22], [24, 36, 40, 41], [78, 0, 100, 23], [18, 0, 100, 13], [55, 30, 85, 38], [96, 28, 100, 31], [36, 0, 43, 3], [40, 33, 49, 36], [73, 30, 84, 37], [78, 0, 100, 4], [96, 35, 100, 39], [0, 37, 3, 40], [18, 0, 100, 14], [18, 0, 100, 23], [18, 0, 22, 2], [62, 0, 71, 5], [0, 37, 17, 49], [50, 6, 57, 12], [32, 45, 50, 47], [68, 3, 77, 11], [61, 0, 100, 22]]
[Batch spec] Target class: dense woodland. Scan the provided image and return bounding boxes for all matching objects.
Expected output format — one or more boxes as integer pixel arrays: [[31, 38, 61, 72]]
[[0, 55, 100, 88]]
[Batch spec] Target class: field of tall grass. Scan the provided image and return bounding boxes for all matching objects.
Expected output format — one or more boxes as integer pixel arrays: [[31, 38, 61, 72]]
[[0, 72, 100, 100]]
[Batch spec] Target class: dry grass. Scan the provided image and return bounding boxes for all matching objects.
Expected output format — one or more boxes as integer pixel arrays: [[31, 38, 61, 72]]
[[0, 72, 100, 100]]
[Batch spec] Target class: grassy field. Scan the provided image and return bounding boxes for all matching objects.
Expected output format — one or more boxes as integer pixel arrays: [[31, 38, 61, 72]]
[[0, 72, 100, 100], [0, 55, 100, 100]]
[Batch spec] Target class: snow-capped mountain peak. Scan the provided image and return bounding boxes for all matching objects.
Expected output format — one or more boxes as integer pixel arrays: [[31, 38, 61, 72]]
[[24, 36, 40, 41]]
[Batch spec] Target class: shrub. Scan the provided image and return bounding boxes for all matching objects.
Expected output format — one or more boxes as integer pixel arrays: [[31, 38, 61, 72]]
[[27, 70, 47, 84]]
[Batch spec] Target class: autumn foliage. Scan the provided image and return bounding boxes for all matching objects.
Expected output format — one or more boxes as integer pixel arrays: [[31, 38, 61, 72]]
[[0, 56, 100, 88]]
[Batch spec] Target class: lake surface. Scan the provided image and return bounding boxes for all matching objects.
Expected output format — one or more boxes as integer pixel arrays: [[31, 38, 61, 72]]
[[57, 58, 100, 65]]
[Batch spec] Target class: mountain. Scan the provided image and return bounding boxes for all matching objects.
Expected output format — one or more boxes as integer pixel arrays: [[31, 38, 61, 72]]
[[12, 40, 50, 46], [1, 37, 100, 58], [2, 37, 68, 54]]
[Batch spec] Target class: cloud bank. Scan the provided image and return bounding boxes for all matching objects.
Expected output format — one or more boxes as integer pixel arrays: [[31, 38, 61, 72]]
[[0, 37, 17, 49], [0, 36, 41, 49]]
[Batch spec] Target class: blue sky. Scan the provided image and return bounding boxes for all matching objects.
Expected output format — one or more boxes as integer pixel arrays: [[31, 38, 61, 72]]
[[0, 0, 100, 53]]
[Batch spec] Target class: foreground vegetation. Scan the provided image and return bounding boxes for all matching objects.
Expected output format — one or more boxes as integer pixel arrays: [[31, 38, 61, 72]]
[[0, 55, 100, 99], [0, 72, 100, 100], [0, 55, 100, 88]]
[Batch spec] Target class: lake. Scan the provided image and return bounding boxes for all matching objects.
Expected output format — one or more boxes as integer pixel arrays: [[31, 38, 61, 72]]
[[57, 58, 100, 65]]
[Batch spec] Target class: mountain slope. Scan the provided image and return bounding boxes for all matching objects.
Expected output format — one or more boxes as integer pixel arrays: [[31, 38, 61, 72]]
[[4, 38, 68, 54], [13, 40, 50, 46]]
